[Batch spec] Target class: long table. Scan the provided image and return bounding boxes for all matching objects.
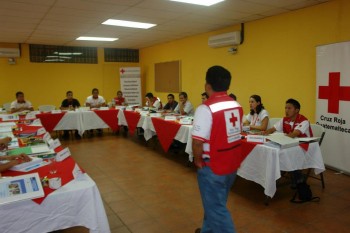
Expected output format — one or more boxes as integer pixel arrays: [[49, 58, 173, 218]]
[[118, 111, 325, 198], [36, 109, 119, 136], [0, 121, 110, 233]]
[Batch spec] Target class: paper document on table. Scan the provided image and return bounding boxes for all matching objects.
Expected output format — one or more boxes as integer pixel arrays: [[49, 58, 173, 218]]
[[8, 157, 44, 172], [265, 134, 299, 149], [7, 145, 50, 156], [0, 173, 44, 205]]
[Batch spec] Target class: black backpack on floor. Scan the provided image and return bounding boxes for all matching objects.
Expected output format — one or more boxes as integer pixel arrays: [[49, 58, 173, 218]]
[[290, 182, 320, 203]]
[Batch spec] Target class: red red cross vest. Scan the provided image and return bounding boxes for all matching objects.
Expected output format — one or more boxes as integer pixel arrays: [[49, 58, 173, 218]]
[[151, 96, 163, 109], [114, 97, 125, 105], [282, 114, 313, 137], [204, 92, 244, 175]]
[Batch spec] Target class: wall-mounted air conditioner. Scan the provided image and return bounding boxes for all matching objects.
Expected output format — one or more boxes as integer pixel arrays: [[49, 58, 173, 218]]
[[208, 31, 241, 48], [0, 48, 20, 57]]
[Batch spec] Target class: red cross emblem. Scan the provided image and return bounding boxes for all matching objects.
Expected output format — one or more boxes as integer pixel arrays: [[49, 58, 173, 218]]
[[120, 69, 125, 74], [230, 112, 238, 127], [318, 72, 350, 114]]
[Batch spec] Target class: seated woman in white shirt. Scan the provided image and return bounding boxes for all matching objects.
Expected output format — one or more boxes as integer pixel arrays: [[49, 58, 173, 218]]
[[243, 94, 269, 131], [10, 91, 34, 113], [174, 92, 194, 115]]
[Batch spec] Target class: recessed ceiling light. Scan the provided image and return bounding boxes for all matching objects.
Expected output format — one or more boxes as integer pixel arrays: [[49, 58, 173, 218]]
[[102, 19, 156, 29], [169, 0, 225, 6], [76, 36, 118, 41]]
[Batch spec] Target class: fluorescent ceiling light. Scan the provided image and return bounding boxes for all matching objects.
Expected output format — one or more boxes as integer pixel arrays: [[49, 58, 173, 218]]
[[76, 36, 118, 41], [169, 0, 225, 6], [53, 52, 82, 55], [102, 19, 156, 29], [45, 59, 65, 62]]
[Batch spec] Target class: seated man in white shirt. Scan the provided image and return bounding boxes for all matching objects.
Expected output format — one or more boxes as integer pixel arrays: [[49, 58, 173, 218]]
[[85, 88, 106, 136], [85, 88, 106, 108], [174, 92, 194, 115], [145, 93, 162, 110], [10, 91, 34, 113]]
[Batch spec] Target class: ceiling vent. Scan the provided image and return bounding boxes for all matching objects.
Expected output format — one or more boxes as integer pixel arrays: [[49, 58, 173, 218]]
[[0, 48, 20, 57]]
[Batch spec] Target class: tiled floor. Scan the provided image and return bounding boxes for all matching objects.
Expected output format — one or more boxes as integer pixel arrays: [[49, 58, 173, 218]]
[[58, 131, 350, 233]]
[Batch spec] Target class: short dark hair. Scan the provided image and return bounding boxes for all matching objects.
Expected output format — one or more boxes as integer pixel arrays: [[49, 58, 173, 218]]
[[16, 91, 24, 97], [201, 92, 209, 99], [167, 94, 174, 98], [286, 98, 301, 110], [66, 91, 73, 95], [92, 88, 99, 94], [117, 90, 123, 95], [179, 92, 188, 98], [229, 93, 237, 100], [206, 66, 231, 92], [250, 94, 265, 115], [145, 92, 154, 98]]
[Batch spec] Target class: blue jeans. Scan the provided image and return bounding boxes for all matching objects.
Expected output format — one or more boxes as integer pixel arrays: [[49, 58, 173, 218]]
[[197, 166, 237, 233]]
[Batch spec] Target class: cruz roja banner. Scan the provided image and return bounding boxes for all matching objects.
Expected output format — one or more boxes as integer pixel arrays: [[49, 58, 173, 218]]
[[316, 41, 350, 173], [119, 67, 141, 106]]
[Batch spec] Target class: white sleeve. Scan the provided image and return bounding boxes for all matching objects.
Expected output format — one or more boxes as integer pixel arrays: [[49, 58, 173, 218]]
[[153, 100, 160, 109], [10, 101, 16, 109], [260, 110, 269, 121], [27, 101, 33, 108], [100, 96, 106, 104], [246, 113, 252, 123], [192, 105, 212, 141], [295, 120, 310, 135], [274, 119, 283, 132], [184, 101, 194, 115], [174, 103, 179, 113]]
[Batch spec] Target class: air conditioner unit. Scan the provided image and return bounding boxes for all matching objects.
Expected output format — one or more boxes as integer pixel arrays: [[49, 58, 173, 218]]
[[208, 31, 241, 48], [0, 48, 20, 58]]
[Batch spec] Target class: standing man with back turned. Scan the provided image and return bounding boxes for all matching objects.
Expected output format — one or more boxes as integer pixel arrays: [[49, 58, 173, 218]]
[[192, 66, 244, 233]]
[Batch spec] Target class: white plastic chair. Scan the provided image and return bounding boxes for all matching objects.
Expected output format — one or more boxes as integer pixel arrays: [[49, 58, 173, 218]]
[[268, 117, 281, 129], [306, 124, 326, 188], [38, 105, 56, 112]]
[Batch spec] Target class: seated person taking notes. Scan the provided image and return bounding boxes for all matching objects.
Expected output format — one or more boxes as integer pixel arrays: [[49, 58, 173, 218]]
[[243, 95, 269, 131], [174, 92, 194, 115], [0, 137, 31, 172], [10, 91, 34, 113], [163, 94, 178, 112], [85, 88, 106, 108], [145, 93, 162, 110]]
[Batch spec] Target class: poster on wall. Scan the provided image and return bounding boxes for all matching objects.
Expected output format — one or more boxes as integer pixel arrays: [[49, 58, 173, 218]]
[[316, 41, 350, 173], [119, 67, 141, 106]]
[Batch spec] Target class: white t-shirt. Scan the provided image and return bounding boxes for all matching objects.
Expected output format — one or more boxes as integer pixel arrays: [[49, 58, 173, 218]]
[[146, 98, 161, 109], [246, 109, 269, 126], [10, 100, 33, 110], [192, 105, 212, 158], [174, 100, 194, 115], [274, 119, 311, 137], [85, 95, 105, 108]]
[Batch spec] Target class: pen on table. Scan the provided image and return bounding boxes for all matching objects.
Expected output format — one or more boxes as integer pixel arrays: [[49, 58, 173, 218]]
[[24, 163, 41, 171]]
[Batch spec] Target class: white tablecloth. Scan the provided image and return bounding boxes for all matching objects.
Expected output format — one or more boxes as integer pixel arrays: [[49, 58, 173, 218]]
[[53, 111, 110, 136], [0, 174, 110, 233]]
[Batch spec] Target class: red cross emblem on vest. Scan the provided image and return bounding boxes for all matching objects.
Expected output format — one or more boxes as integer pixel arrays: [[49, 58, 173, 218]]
[[318, 72, 350, 114], [120, 69, 125, 74], [230, 112, 238, 127]]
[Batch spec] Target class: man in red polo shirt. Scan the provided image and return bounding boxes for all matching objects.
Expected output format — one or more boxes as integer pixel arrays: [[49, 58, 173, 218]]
[[192, 66, 243, 233]]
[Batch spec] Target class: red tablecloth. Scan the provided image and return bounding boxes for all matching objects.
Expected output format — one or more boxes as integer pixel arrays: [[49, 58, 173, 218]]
[[123, 111, 141, 135], [36, 112, 66, 132], [93, 109, 119, 131], [151, 118, 181, 152]]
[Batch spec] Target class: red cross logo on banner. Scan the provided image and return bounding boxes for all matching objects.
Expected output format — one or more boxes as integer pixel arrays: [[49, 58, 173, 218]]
[[120, 69, 125, 74], [318, 72, 350, 114], [229, 112, 238, 127]]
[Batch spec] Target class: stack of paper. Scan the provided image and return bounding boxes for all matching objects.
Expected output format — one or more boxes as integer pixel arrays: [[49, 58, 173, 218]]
[[9, 157, 43, 172], [7, 145, 51, 156], [265, 134, 299, 149]]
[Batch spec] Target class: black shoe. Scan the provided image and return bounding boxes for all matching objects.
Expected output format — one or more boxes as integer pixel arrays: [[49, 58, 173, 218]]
[[195, 228, 201, 233]]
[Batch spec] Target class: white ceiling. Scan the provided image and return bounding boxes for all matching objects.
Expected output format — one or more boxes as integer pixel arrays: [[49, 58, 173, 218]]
[[0, 0, 329, 49]]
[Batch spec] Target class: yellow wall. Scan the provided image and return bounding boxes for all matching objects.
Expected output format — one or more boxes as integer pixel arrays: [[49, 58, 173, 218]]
[[0, 44, 139, 108], [140, 0, 350, 122]]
